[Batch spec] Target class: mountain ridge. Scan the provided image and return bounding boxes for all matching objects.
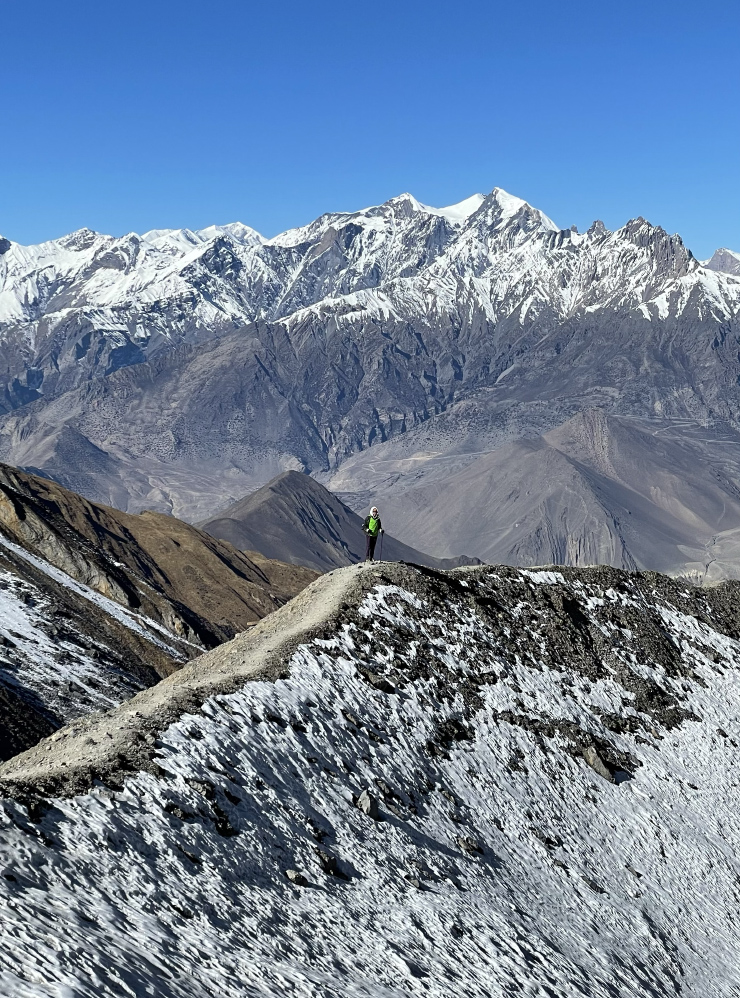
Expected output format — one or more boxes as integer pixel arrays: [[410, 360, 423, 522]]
[[0, 463, 317, 759], [1, 561, 739, 995], [2, 188, 740, 576]]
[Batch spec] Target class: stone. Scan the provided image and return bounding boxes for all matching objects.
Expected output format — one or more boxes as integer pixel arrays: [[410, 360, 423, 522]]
[[582, 746, 615, 783], [457, 835, 483, 856], [355, 789, 380, 820], [363, 671, 397, 694], [385, 801, 407, 820], [313, 847, 350, 880], [285, 870, 308, 887]]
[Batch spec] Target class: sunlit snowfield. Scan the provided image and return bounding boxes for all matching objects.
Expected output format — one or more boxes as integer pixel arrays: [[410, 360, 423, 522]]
[[1, 568, 738, 997]]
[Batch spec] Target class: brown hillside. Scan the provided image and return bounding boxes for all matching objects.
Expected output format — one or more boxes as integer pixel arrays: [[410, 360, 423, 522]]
[[0, 464, 318, 647]]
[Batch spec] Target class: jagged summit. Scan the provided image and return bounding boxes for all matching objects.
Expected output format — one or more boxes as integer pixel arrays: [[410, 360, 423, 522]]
[[480, 185, 559, 230]]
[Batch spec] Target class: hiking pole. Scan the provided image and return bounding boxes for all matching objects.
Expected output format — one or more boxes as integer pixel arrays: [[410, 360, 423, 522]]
[[379, 531, 383, 561]]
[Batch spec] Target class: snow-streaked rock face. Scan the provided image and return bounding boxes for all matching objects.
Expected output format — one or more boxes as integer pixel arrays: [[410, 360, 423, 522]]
[[1, 188, 738, 412], [705, 247, 740, 277], [0, 557, 161, 722], [0, 194, 475, 406], [0, 529, 190, 761], [1, 562, 739, 996]]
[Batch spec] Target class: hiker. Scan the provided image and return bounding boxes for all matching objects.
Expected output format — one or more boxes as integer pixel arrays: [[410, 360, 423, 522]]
[[362, 506, 384, 561]]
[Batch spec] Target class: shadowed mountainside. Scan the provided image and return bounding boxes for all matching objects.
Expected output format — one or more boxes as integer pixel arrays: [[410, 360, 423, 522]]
[[199, 470, 479, 573]]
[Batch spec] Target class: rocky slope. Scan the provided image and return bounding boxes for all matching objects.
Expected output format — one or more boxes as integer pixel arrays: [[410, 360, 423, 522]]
[[200, 470, 479, 572], [0, 464, 317, 759], [0, 528, 192, 762], [0, 561, 739, 996], [0, 463, 317, 641]]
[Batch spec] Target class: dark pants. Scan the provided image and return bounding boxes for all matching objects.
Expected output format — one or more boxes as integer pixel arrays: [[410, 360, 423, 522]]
[[365, 534, 377, 561]]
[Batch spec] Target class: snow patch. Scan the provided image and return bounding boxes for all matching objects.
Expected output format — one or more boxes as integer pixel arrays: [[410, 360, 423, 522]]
[[0, 532, 192, 658], [417, 194, 486, 222]]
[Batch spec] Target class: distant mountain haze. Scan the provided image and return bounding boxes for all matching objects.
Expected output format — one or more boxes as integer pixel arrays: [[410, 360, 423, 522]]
[[332, 409, 740, 583], [1, 188, 740, 576]]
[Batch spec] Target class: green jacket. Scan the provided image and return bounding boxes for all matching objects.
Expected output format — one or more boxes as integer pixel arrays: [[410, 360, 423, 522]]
[[363, 515, 382, 537]]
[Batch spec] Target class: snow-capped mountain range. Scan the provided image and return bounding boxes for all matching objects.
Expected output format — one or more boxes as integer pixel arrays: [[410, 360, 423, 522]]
[[2, 189, 740, 576], [1, 188, 738, 409]]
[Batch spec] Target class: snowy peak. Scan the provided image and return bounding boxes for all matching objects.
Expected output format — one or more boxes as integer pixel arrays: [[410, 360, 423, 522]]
[[618, 216, 692, 263], [195, 221, 264, 246], [705, 246, 740, 277], [401, 192, 720, 327], [57, 227, 101, 251], [392, 192, 487, 223]]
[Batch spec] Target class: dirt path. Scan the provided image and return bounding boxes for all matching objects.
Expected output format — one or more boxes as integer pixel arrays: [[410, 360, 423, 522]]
[[0, 561, 394, 799]]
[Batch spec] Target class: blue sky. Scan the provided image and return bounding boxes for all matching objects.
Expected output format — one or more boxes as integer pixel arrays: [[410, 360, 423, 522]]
[[2, 0, 738, 257]]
